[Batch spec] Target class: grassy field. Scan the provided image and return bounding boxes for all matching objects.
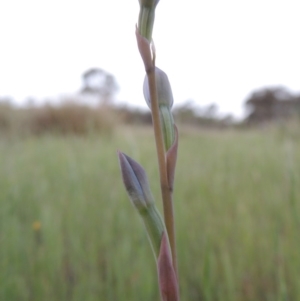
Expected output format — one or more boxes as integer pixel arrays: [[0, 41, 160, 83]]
[[1, 124, 300, 301]]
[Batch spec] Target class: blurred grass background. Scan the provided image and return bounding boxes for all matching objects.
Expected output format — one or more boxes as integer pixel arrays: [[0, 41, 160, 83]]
[[1, 115, 300, 300]]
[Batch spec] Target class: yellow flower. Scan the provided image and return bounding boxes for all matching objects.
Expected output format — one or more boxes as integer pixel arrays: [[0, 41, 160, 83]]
[[32, 221, 41, 231]]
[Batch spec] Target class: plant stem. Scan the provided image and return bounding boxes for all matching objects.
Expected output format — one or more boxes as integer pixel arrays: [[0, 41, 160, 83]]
[[146, 67, 178, 277]]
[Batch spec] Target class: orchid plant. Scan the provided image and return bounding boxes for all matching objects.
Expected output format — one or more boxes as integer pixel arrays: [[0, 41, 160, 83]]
[[118, 1, 180, 300]]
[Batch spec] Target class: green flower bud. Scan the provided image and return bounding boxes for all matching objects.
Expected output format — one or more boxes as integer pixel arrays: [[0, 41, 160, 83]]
[[143, 67, 175, 150], [138, 0, 160, 41]]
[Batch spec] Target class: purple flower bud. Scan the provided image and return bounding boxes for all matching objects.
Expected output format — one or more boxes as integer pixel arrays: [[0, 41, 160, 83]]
[[118, 151, 165, 258], [118, 151, 154, 211]]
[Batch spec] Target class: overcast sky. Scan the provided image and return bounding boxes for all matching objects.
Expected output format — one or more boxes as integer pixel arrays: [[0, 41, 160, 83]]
[[1, 0, 299, 118]]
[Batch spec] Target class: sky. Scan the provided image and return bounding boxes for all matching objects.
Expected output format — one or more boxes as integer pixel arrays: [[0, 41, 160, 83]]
[[1, 0, 300, 118]]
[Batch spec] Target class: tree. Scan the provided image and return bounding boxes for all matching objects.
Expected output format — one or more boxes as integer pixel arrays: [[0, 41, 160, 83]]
[[80, 68, 118, 104], [245, 86, 299, 123]]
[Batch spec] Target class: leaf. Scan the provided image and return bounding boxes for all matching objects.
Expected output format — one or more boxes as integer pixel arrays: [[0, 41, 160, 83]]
[[157, 232, 179, 301], [136, 27, 154, 72]]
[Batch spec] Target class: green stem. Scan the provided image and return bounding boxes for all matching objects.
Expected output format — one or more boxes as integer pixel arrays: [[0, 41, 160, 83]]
[[140, 204, 165, 259], [146, 66, 178, 277]]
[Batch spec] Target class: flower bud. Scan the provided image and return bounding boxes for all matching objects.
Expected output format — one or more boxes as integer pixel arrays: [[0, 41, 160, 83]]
[[143, 67, 174, 109], [143, 67, 175, 150], [118, 151, 165, 258], [118, 151, 154, 211], [138, 0, 160, 41]]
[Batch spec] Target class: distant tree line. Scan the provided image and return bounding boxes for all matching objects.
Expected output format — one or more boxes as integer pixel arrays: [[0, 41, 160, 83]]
[[245, 86, 300, 124]]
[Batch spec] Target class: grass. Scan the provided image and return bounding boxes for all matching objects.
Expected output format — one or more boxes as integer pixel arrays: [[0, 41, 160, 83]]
[[1, 124, 300, 301]]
